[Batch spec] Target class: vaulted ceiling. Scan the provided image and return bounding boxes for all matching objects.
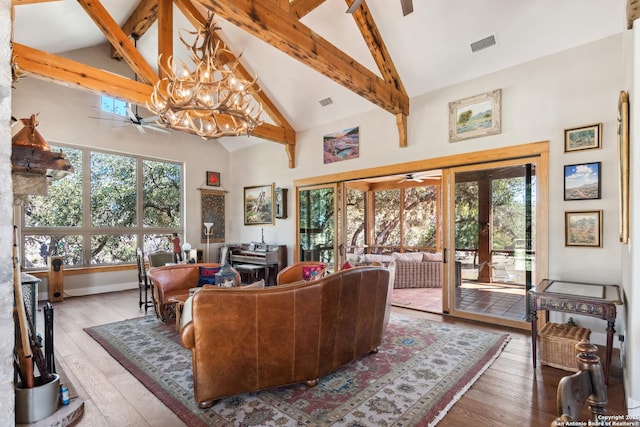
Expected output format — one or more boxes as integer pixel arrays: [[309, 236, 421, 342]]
[[11, 0, 634, 168]]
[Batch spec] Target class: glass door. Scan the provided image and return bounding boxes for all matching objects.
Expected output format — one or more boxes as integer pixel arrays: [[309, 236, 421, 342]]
[[447, 159, 538, 329], [297, 184, 339, 271]]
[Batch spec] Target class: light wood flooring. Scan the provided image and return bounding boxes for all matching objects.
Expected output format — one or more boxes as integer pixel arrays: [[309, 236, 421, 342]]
[[45, 289, 627, 427]]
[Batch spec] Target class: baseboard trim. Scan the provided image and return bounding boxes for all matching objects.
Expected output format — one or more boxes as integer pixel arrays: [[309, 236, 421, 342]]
[[38, 282, 138, 301]]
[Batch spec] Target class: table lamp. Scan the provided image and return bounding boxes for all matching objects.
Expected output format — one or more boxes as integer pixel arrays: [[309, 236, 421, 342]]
[[182, 242, 192, 263], [203, 222, 213, 263]]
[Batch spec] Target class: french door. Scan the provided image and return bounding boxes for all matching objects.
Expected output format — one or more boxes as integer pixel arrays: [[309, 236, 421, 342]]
[[446, 157, 544, 329], [296, 184, 339, 271]]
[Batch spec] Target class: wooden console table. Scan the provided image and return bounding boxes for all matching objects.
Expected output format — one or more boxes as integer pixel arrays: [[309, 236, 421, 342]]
[[529, 279, 622, 384]]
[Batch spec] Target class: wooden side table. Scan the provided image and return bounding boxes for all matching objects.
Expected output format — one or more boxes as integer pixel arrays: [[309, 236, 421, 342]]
[[529, 279, 622, 384], [166, 294, 189, 331]]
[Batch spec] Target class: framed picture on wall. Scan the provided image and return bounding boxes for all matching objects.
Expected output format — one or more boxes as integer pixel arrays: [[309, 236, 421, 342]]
[[564, 123, 602, 152], [618, 90, 630, 244], [564, 162, 601, 200], [448, 89, 502, 142], [244, 184, 274, 225], [206, 171, 221, 187], [565, 210, 602, 247]]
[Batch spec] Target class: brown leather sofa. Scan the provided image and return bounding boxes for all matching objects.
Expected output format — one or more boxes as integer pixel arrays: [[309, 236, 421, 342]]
[[180, 266, 392, 408], [147, 263, 240, 322]]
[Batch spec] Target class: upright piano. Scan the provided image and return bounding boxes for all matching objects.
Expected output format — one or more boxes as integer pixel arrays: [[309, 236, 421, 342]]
[[229, 244, 287, 285]]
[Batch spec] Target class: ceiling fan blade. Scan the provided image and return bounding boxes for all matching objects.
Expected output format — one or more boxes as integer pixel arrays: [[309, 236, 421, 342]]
[[346, 0, 364, 14], [88, 116, 128, 123], [400, 0, 413, 16], [140, 115, 161, 124], [142, 124, 171, 134], [126, 107, 139, 123]]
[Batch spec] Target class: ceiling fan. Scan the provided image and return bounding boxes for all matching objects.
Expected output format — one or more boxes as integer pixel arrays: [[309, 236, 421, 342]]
[[125, 106, 170, 134], [90, 104, 170, 134], [398, 172, 441, 183], [347, 0, 413, 16]]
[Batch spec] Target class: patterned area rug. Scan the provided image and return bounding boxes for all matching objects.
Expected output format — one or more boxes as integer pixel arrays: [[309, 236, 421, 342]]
[[85, 314, 509, 426]]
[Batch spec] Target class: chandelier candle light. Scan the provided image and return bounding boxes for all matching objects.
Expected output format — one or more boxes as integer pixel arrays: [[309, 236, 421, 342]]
[[148, 16, 264, 139], [203, 222, 213, 263]]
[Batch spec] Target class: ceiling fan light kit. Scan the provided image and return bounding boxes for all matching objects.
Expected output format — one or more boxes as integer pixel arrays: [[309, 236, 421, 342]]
[[148, 16, 264, 140]]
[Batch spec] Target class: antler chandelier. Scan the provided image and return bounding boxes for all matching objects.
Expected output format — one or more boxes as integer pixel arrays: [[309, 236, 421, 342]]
[[148, 17, 263, 139]]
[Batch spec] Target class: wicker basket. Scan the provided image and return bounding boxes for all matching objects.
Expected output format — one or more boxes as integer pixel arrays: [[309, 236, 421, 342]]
[[539, 322, 591, 372]]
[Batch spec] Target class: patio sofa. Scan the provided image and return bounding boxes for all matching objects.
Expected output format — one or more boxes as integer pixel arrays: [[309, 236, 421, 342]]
[[355, 252, 461, 288]]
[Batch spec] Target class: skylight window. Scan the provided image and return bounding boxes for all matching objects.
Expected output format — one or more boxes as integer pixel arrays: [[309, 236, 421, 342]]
[[100, 95, 127, 117]]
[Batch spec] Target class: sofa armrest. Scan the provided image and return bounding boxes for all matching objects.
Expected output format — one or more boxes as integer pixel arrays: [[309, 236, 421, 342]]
[[180, 295, 195, 349]]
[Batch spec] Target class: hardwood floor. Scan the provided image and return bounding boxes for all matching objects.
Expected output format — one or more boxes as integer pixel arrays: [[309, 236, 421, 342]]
[[45, 289, 627, 427]]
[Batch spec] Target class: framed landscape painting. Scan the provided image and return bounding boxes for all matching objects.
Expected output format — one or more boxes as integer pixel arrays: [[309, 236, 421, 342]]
[[564, 123, 602, 152], [449, 89, 501, 142], [564, 162, 601, 200], [565, 210, 602, 247], [244, 184, 274, 225], [323, 126, 360, 164]]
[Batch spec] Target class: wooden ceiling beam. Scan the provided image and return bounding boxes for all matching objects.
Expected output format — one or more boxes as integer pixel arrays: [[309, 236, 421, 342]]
[[193, 0, 410, 117], [12, 0, 60, 4], [628, 0, 640, 29], [347, 0, 408, 147], [12, 43, 154, 104], [12, 43, 294, 146], [111, 0, 158, 60], [157, 0, 173, 74], [76, 0, 158, 85], [289, 0, 326, 19]]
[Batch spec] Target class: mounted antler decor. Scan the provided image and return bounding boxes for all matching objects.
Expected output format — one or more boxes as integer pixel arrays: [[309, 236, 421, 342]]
[[148, 15, 264, 139]]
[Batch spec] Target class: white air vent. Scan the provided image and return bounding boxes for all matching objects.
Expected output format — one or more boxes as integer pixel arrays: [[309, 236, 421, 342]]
[[319, 97, 333, 107], [470, 35, 496, 53]]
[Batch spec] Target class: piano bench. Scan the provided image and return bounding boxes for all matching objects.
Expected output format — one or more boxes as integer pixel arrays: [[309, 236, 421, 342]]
[[235, 264, 265, 284]]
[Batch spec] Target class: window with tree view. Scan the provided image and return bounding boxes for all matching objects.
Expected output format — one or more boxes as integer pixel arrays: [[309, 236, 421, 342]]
[[22, 144, 182, 269]]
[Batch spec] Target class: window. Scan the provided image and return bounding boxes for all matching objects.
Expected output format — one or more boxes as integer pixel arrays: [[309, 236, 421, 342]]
[[100, 95, 128, 117], [340, 181, 441, 258], [22, 144, 183, 269]]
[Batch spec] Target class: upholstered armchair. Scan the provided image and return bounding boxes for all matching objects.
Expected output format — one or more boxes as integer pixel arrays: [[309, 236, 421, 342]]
[[276, 261, 328, 285], [148, 251, 175, 268]]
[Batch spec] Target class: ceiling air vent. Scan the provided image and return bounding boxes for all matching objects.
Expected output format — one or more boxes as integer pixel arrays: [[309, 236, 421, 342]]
[[319, 97, 333, 107], [470, 35, 496, 53]]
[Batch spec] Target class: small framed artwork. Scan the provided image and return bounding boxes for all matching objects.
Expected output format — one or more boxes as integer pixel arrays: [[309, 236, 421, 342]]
[[244, 184, 274, 225], [449, 89, 501, 142], [323, 126, 360, 164], [617, 90, 630, 244], [565, 210, 603, 247], [206, 171, 221, 187], [564, 123, 602, 152], [564, 162, 601, 201]]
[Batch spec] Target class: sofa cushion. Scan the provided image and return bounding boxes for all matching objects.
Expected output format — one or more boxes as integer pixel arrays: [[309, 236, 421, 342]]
[[198, 266, 221, 286], [392, 252, 424, 262], [339, 260, 354, 270], [422, 252, 443, 262], [302, 264, 324, 280], [362, 254, 393, 265]]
